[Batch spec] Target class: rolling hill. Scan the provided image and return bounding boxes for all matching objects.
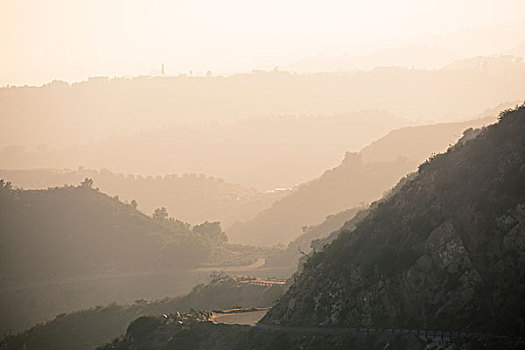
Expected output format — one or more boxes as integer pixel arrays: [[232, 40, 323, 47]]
[[0, 180, 276, 333], [227, 105, 510, 246], [0, 168, 284, 229]]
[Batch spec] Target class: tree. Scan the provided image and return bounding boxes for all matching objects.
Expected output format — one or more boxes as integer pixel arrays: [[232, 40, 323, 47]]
[[130, 199, 138, 210], [192, 221, 228, 244], [0, 179, 13, 195], [152, 207, 169, 221], [80, 178, 93, 189], [0, 179, 12, 190]]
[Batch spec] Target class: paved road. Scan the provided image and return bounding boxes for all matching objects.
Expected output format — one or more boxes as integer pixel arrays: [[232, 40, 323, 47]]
[[193, 258, 266, 272], [211, 310, 269, 326], [210, 310, 465, 342]]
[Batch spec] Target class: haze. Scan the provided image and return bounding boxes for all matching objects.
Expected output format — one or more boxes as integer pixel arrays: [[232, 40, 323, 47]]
[[1, 1, 525, 349], [2, 0, 525, 86]]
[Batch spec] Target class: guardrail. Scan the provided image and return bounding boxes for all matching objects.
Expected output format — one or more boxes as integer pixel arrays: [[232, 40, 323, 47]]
[[255, 323, 468, 342]]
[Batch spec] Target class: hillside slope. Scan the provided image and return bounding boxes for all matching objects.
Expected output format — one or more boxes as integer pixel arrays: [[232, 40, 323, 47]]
[[228, 105, 508, 247], [358, 101, 521, 164], [359, 116, 492, 163], [228, 155, 417, 246], [262, 207, 361, 276], [263, 105, 525, 336], [0, 181, 274, 332], [3, 67, 525, 149], [0, 111, 411, 191], [0, 275, 284, 350], [0, 181, 217, 285], [75, 106, 525, 350], [0, 168, 284, 229]]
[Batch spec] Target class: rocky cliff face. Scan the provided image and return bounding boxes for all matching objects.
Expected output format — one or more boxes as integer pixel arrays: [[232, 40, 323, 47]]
[[263, 105, 525, 336]]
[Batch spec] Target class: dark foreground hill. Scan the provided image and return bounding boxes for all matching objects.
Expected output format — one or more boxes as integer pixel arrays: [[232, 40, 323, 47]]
[[263, 173, 417, 277], [98, 319, 429, 350], [264, 105, 525, 336]]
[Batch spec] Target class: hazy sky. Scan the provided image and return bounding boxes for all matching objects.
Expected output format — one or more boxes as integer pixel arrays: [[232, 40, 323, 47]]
[[1, 0, 525, 86]]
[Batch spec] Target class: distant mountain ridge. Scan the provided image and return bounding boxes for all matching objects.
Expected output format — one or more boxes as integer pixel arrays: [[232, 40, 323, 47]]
[[0, 110, 410, 190], [228, 104, 512, 247], [227, 154, 417, 246], [2, 63, 524, 150]]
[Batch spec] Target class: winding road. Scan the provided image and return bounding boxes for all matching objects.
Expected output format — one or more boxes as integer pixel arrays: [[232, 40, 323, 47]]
[[211, 309, 468, 342]]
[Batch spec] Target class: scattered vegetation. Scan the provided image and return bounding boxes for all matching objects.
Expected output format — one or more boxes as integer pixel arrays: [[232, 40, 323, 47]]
[[0, 181, 279, 333], [0, 275, 284, 350], [0, 168, 285, 229], [264, 105, 525, 339]]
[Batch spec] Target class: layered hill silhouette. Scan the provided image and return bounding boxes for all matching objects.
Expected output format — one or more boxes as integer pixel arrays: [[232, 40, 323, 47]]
[[23, 107, 524, 350], [285, 20, 525, 73], [0, 110, 409, 191], [0, 180, 276, 332], [228, 154, 417, 246], [3, 64, 524, 189], [264, 174, 417, 277], [2, 66, 523, 147], [228, 107, 506, 246], [0, 168, 284, 229], [0, 179, 226, 285], [359, 112, 501, 163], [263, 105, 525, 337], [263, 207, 362, 276], [89, 106, 525, 350]]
